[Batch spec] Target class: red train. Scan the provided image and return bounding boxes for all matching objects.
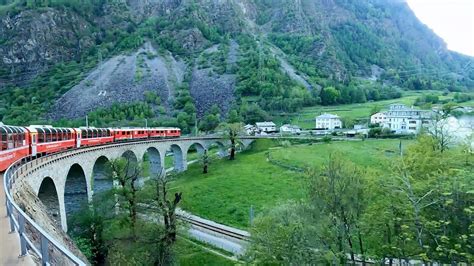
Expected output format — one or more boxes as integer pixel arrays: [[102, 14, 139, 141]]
[[0, 124, 181, 172]]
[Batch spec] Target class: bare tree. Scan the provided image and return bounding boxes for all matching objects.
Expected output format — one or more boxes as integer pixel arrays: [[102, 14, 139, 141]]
[[155, 170, 182, 244], [201, 149, 209, 174], [108, 157, 141, 238], [427, 114, 454, 153], [392, 161, 437, 252]]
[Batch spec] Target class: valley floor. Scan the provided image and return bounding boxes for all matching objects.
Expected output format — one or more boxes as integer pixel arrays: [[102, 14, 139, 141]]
[[165, 138, 411, 229]]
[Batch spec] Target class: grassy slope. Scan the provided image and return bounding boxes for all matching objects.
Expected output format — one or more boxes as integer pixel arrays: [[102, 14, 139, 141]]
[[176, 239, 235, 266], [168, 139, 411, 229]]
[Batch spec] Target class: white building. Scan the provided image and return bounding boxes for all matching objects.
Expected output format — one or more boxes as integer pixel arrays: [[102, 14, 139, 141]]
[[280, 124, 301, 135], [371, 104, 434, 134], [244, 124, 256, 135], [315, 113, 342, 130], [370, 112, 387, 125], [255, 121, 277, 133]]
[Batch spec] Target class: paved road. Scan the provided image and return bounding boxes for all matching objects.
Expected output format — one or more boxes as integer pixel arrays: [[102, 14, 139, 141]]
[[0, 173, 36, 266]]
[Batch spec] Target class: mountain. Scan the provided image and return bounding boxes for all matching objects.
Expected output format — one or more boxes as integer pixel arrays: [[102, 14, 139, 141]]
[[0, 0, 473, 132]]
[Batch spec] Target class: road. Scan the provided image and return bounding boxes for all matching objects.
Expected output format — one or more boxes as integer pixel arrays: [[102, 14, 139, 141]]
[[0, 173, 36, 266]]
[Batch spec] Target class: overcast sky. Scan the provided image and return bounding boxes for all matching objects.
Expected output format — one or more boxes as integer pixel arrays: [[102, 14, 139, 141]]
[[406, 0, 474, 56]]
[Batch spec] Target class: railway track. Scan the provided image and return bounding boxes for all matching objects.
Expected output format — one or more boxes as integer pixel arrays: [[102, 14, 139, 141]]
[[177, 214, 250, 242]]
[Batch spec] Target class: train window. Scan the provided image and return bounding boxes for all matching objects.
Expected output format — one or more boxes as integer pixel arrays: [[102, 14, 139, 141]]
[[107, 129, 111, 137], [0, 128, 6, 151], [38, 132, 45, 143], [50, 129, 55, 142], [15, 132, 23, 147], [44, 129, 50, 143]]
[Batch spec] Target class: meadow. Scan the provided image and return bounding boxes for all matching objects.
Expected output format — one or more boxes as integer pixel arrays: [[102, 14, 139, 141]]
[[166, 138, 411, 229]]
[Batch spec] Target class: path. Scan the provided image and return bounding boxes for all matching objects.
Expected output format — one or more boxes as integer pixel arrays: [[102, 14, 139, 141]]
[[0, 173, 36, 266]]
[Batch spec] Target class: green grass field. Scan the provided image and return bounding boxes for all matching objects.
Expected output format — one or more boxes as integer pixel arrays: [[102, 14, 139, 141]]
[[269, 139, 409, 170], [176, 238, 234, 266], [166, 139, 411, 229]]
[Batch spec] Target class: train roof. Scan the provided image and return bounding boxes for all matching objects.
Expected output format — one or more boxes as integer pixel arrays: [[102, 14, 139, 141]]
[[0, 125, 27, 134], [27, 126, 74, 134], [77, 127, 111, 130], [112, 127, 180, 130]]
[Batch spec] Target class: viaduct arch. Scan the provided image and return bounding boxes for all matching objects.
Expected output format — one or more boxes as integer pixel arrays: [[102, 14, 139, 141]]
[[23, 137, 254, 231]]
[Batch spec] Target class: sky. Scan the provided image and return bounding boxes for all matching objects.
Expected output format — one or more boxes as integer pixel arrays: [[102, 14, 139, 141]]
[[406, 0, 474, 56]]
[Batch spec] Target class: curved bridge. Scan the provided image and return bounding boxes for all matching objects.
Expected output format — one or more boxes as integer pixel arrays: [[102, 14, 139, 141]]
[[4, 136, 254, 265]]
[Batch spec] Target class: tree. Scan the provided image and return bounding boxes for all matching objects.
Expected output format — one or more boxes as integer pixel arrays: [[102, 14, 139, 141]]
[[247, 202, 331, 265], [426, 111, 453, 153], [320, 86, 340, 105], [68, 192, 116, 265], [218, 122, 244, 160], [199, 113, 220, 132], [227, 109, 241, 123], [153, 171, 182, 261], [308, 153, 367, 264], [108, 157, 142, 238], [201, 149, 210, 174]]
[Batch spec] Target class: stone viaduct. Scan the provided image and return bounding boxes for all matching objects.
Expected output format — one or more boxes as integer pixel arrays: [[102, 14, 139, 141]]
[[22, 137, 254, 232]]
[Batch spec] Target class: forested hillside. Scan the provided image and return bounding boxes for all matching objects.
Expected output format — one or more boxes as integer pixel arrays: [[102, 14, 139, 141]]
[[0, 0, 473, 132]]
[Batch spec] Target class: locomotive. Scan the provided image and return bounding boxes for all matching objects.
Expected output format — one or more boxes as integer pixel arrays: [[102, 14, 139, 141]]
[[0, 124, 181, 172]]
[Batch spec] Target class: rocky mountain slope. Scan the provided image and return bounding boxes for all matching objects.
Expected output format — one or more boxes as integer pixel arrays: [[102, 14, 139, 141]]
[[0, 0, 473, 129]]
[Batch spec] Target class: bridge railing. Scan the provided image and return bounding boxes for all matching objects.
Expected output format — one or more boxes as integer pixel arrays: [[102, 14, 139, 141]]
[[4, 154, 87, 265]]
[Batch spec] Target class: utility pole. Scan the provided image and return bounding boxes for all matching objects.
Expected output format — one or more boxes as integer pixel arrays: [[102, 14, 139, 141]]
[[194, 114, 198, 137], [145, 118, 148, 128], [86, 115, 89, 128], [249, 205, 254, 226]]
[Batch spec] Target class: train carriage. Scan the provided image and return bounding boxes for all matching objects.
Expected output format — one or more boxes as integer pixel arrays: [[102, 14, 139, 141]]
[[113, 129, 133, 141], [77, 127, 114, 147], [149, 128, 168, 138], [0, 124, 30, 172], [132, 128, 149, 140], [148, 127, 181, 138], [27, 126, 76, 157], [165, 128, 181, 138]]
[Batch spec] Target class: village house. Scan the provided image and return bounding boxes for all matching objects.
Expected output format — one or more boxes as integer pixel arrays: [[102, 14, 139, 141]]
[[255, 121, 277, 133], [280, 124, 301, 135], [244, 124, 256, 135], [370, 103, 434, 134], [315, 113, 342, 130]]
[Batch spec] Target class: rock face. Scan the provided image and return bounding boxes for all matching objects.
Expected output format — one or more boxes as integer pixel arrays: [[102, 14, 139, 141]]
[[1, 0, 473, 121], [50, 43, 185, 120], [190, 68, 236, 118], [0, 8, 96, 86]]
